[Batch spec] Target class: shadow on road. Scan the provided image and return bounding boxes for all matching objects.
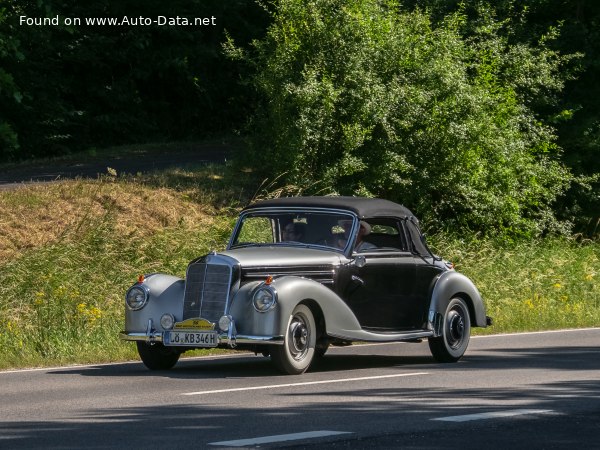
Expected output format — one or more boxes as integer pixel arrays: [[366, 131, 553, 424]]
[[3, 342, 600, 448], [2, 377, 599, 449], [46, 343, 600, 379]]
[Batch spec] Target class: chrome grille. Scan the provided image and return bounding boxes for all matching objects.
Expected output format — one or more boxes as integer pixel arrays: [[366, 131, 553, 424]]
[[183, 262, 232, 322]]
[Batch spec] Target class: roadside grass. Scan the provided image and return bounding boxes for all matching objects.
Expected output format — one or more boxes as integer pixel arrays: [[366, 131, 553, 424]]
[[0, 164, 598, 369], [0, 167, 238, 369], [431, 235, 599, 335]]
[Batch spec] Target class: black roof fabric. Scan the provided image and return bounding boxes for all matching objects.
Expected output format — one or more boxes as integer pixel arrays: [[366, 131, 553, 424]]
[[244, 196, 415, 219]]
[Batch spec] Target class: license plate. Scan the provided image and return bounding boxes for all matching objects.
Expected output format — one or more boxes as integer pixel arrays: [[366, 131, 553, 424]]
[[165, 330, 218, 347]]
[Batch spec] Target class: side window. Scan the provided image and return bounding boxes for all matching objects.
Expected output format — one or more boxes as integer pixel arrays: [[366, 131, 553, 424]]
[[371, 224, 397, 234], [361, 219, 408, 251]]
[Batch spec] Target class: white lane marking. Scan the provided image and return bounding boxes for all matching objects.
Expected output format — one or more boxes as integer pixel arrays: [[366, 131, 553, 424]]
[[433, 409, 554, 422], [471, 327, 600, 339], [183, 372, 429, 396], [209, 430, 353, 447]]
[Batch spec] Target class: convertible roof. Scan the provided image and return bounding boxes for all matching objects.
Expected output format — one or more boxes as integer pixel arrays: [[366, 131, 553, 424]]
[[243, 196, 415, 219]]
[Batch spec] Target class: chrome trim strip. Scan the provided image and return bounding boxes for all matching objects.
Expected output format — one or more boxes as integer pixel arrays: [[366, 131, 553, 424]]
[[225, 335, 284, 345], [243, 270, 334, 277], [242, 269, 335, 285]]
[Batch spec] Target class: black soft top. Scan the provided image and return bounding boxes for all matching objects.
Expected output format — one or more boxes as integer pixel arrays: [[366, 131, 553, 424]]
[[244, 196, 415, 219]]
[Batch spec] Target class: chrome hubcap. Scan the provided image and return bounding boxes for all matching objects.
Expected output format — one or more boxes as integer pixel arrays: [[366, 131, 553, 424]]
[[289, 315, 310, 360], [447, 308, 465, 349]]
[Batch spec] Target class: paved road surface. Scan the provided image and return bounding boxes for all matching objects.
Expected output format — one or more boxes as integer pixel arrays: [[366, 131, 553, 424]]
[[0, 142, 232, 190], [1, 328, 599, 449]]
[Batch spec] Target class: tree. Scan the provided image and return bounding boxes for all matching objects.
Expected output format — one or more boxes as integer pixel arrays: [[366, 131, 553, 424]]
[[0, 5, 22, 158], [407, 0, 600, 234], [238, 0, 574, 237], [0, 0, 269, 159]]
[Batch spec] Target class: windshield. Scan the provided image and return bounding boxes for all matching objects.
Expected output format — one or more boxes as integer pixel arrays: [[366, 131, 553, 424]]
[[229, 210, 356, 252]]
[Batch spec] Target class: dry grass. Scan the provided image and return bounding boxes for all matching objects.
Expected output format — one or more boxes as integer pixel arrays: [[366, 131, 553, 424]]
[[0, 167, 239, 369], [0, 176, 218, 263]]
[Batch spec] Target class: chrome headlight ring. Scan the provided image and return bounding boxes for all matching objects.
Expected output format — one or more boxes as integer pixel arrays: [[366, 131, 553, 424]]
[[252, 285, 278, 313], [125, 284, 150, 311]]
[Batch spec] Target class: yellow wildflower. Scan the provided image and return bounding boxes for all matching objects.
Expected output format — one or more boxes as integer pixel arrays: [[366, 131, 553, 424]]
[[90, 307, 102, 320]]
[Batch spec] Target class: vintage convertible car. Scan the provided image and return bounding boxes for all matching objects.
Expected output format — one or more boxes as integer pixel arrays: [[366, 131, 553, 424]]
[[120, 196, 491, 374]]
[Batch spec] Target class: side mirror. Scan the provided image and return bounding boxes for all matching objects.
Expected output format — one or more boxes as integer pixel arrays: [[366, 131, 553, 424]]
[[353, 255, 366, 268]]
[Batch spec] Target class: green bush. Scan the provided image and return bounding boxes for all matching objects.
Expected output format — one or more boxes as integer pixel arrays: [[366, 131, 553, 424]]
[[238, 0, 575, 238]]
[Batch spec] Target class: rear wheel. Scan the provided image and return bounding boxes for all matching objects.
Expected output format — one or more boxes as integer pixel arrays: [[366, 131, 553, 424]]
[[271, 304, 316, 374], [136, 341, 180, 370], [428, 297, 471, 363]]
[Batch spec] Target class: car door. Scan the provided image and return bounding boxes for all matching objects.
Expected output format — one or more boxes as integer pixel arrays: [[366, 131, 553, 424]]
[[339, 219, 422, 330], [404, 218, 445, 311]]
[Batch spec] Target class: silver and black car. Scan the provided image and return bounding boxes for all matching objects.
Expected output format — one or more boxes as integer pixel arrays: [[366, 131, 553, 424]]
[[120, 196, 491, 374]]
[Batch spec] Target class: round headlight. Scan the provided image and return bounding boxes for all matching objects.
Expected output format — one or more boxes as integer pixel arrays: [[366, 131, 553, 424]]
[[160, 313, 175, 330], [252, 287, 277, 312], [125, 285, 149, 310]]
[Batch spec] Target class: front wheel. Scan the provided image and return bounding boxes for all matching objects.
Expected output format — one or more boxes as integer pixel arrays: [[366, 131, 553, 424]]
[[136, 342, 180, 370], [271, 304, 317, 375], [428, 297, 471, 363]]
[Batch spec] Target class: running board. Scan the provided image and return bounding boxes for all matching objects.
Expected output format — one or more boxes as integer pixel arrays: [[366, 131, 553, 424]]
[[328, 329, 434, 343]]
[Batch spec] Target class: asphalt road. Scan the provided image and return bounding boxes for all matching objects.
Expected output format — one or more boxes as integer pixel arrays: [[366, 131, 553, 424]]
[[0, 142, 233, 190], [1, 328, 599, 449]]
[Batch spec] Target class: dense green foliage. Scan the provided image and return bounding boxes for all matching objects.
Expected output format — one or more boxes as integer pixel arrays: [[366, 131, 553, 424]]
[[1, 0, 599, 236], [0, 0, 268, 159], [238, 0, 574, 237], [410, 0, 600, 238]]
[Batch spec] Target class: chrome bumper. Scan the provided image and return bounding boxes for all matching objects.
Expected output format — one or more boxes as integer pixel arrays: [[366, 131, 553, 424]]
[[119, 331, 284, 348]]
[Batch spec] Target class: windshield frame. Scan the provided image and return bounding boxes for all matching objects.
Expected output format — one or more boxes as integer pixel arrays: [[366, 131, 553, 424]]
[[227, 207, 358, 255]]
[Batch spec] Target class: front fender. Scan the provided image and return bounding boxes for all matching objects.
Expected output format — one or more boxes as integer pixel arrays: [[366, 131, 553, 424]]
[[124, 273, 184, 332], [228, 276, 361, 338], [429, 271, 487, 332]]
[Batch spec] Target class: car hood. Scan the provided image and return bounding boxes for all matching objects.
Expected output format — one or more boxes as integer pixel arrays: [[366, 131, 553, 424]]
[[219, 245, 344, 268]]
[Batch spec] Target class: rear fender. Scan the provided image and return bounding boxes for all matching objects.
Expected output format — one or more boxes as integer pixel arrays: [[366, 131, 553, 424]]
[[428, 271, 487, 335]]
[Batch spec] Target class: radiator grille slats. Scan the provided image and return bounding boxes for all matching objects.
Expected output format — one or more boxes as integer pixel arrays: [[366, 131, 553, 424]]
[[183, 262, 231, 322]]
